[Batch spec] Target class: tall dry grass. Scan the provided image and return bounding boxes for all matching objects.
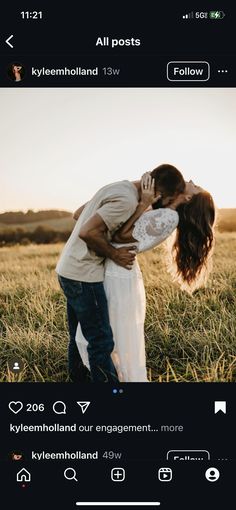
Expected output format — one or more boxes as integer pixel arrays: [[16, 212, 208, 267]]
[[0, 234, 236, 382]]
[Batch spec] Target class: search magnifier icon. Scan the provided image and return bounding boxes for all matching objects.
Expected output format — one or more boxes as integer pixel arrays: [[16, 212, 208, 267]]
[[64, 468, 78, 482]]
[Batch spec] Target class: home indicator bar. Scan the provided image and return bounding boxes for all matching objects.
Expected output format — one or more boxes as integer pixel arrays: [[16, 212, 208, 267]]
[[76, 503, 161, 507]]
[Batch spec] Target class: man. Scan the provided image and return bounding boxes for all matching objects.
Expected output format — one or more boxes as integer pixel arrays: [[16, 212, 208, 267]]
[[56, 163, 185, 383]]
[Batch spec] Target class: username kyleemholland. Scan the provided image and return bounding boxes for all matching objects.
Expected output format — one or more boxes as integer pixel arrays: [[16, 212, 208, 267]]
[[31, 450, 98, 460], [31, 67, 99, 77]]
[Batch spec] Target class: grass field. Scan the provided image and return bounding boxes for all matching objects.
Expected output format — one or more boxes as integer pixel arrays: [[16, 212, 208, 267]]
[[0, 234, 236, 382]]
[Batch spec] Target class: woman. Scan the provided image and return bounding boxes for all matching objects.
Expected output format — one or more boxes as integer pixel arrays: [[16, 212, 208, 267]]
[[8, 64, 24, 82], [76, 174, 215, 382]]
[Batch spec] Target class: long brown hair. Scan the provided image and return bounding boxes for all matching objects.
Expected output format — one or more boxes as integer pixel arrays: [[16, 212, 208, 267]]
[[170, 191, 215, 292]]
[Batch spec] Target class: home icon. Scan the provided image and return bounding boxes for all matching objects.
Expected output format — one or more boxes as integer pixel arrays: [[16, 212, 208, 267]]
[[16, 468, 31, 482]]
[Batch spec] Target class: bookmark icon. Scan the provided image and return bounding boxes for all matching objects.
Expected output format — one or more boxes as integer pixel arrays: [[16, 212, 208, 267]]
[[214, 401, 226, 414]]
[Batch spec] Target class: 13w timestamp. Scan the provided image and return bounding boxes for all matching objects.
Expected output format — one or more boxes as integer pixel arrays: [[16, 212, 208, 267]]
[[102, 67, 120, 76]]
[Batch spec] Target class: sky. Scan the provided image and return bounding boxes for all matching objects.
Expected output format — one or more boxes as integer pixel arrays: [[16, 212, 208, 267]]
[[1, 88, 235, 212]]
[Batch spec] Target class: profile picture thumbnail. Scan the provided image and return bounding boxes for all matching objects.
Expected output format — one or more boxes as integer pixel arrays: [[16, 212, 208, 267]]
[[7, 63, 25, 82], [11, 452, 23, 461]]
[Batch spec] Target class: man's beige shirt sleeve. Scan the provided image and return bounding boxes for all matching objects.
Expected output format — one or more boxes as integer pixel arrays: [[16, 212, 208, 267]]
[[96, 197, 136, 233]]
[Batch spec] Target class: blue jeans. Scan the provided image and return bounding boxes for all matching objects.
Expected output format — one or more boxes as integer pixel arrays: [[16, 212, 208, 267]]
[[58, 275, 118, 383]]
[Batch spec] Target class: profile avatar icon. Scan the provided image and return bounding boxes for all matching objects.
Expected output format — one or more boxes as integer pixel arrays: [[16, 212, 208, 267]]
[[11, 452, 23, 461], [8, 357, 24, 373], [7, 63, 25, 82], [205, 467, 220, 482]]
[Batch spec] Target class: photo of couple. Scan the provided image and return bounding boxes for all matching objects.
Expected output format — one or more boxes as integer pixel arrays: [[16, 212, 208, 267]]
[[0, 88, 235, 383], [56, 164, 215, 383]]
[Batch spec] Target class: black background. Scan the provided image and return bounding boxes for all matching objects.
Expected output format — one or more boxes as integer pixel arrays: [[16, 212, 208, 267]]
[[0, 2, 235, 509], [0, 2, 236, 86], [1, 383, 235, 509]]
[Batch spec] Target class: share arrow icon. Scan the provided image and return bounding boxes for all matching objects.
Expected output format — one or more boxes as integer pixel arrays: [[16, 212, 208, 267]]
[[77, 401, 91, 414]]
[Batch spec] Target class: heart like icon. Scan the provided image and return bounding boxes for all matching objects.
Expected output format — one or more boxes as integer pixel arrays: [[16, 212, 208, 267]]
[[8, 401, 23, 414]]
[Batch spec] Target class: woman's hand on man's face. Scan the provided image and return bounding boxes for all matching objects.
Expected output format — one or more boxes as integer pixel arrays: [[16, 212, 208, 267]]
[[140, 173, 161, 207]]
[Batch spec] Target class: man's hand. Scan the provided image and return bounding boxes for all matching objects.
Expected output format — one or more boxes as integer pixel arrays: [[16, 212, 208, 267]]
[[112, 246, 137, 269], [79, 214, 136, 268]]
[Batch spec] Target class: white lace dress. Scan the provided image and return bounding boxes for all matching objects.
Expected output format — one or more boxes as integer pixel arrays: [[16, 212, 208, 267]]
[[75, 208, 179, 382]]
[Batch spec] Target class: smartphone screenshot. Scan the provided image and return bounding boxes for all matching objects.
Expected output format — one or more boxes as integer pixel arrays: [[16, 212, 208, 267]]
[[0, 3, 235, 509]]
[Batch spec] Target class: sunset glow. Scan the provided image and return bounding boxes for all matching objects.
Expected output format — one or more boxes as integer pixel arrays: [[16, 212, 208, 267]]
[[1, 88, 235, 212]]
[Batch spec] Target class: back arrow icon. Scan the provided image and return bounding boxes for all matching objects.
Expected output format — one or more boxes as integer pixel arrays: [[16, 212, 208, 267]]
[[6, 35, 14, 48]]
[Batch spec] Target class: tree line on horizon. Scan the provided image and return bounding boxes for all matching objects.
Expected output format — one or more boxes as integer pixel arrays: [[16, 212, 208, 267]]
[[0, 210, 72, 224], [0, 226, 71, 246], [0, 209, 236, 247]]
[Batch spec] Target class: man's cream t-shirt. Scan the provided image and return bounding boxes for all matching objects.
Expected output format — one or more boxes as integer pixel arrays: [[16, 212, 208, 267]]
[[56, 180, 139, 282]]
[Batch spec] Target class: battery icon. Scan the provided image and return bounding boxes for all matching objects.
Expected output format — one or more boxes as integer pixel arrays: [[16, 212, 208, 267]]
[[209, 11, 225, 19]]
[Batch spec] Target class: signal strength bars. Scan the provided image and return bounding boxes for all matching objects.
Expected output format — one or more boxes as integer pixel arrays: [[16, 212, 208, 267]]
[[182, 12, 194, 19]]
